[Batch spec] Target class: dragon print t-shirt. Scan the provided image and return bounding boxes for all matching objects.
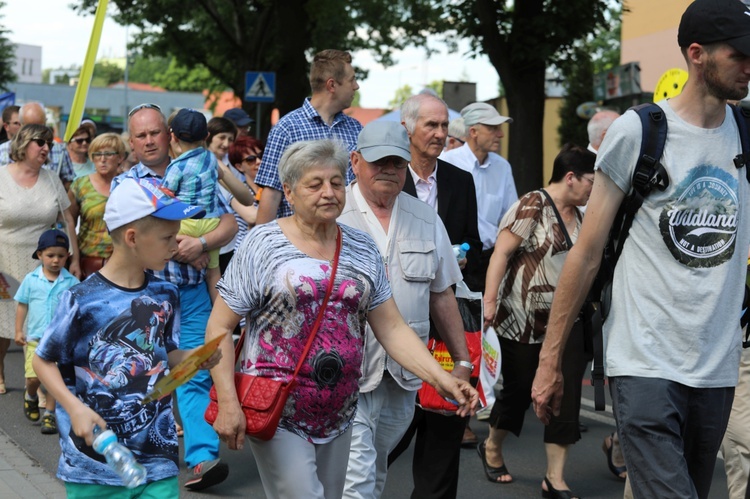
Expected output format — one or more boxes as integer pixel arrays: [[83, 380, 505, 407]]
[[36, 273, 180, 485], [217, 221, 391, 443], [597, 100, 750, 388]]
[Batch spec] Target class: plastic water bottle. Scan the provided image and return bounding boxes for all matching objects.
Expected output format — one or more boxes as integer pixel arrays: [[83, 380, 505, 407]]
[[92, 426, 147, 488], [452, 242, 470, 261]]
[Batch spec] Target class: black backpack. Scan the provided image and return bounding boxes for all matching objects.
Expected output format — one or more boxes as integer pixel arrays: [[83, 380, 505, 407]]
[[585, 102, 750, 411]]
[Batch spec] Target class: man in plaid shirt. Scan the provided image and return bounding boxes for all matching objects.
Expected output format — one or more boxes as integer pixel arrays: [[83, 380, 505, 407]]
[[255, 49, 362, 223]]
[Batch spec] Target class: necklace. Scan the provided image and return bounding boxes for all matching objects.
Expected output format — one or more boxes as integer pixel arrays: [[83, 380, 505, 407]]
[[292, 216, 336, 262]]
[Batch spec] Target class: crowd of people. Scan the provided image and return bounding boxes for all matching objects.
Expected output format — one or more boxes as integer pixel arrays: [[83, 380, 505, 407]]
[[2, 0, 750, 497]]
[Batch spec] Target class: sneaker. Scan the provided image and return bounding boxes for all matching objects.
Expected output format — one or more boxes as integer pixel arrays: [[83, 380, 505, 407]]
[[41, 413, 57, 434], [24, 392, 39, 421], [184, 459, 228, 491]]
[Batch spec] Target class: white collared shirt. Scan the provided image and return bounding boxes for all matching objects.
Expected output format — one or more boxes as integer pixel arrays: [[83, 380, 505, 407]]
[[439, 143, 518, 250], [407, 163, 439, 210]]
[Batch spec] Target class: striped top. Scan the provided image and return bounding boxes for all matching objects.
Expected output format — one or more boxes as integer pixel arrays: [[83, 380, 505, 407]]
[[217, 221, 391, 443]]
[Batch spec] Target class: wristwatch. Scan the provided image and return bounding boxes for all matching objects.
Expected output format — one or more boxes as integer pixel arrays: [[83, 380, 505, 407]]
[[455, 360, 474, 371], [199, 236, 209, 253]]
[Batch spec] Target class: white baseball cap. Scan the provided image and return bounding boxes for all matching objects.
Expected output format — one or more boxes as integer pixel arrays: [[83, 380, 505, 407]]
[[104, 177, 206, 231], [461, 102, 513, 127]]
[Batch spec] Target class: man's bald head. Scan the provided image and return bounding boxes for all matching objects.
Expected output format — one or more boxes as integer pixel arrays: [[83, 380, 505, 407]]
[[587, 110, 620, 151], [19, 102, 47, 126]]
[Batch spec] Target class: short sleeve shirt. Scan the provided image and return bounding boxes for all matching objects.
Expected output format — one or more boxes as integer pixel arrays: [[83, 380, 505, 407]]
[[492, 191, 580, 344], [70, 175, 112, 258], [255, 98, 363, 218], [216, 222, 391, 443], [14, 266, 79, 340], [36, 273, 181, 485]]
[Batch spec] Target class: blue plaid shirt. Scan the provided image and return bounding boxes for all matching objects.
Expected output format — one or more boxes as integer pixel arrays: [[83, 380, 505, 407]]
[[112, 162, 230, 287], [0, 140, 75, 184], [161, 147, 219, 218], [255, 98, 362, 218]]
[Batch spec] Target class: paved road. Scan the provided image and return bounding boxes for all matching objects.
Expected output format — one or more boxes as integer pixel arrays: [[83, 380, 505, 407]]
[[0, 343, 731, 498]]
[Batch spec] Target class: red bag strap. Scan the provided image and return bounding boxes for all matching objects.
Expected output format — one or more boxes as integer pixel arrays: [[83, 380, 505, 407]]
[[232, 226, 343, 376]]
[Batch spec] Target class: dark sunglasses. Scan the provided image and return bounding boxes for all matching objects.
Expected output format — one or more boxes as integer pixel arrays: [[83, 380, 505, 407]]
[[128, 103, 162, 117], [243, 154, 262, 163], [31, 138, 53, 149], [71, 137, 91, 145]]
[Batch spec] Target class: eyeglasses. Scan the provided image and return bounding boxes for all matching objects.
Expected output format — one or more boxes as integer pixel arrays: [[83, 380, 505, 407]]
[[578, 175, 595, 185], [71, 137, 91, 145], [370, 156, 408, 170], [128, 103, 162, 117], [31, 138, 53, 149], [448, 135, 465, 145], [92, 151, 119, 159], [243, 154, 262, 163]]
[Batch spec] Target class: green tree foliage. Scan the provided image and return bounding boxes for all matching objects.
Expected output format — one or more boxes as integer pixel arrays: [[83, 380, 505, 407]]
[[0, 1, 16, 91], [151, 58, 220, 93], [92, 60, 124, 87], [388, 84, 414, 109], [557, 4, 622, 148], [74, 0, 447, 135], [440, 0, 612, 194]]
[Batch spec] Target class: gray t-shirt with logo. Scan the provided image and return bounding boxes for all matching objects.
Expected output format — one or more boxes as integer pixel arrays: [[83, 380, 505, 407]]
[[597, 99, 750, 388]]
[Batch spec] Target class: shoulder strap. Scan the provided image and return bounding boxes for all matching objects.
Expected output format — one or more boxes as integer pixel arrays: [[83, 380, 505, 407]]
[[592, 103, 670, 411], [730, 104, 750, 184], [233, 227, 343, 375], [540, 189, 573, 249]]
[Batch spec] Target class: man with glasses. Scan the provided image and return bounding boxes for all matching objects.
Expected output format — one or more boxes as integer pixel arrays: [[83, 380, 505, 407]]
[[338, 121, 470, 499], [0, 102, 74, 189], [440, 102, 517, 293], [446, 117, 467, 151], [256, 49, 362, 223], [112, 103, 237, 491]]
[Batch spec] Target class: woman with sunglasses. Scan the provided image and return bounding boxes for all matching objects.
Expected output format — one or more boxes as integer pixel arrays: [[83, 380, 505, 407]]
[[67, 133, 128, 279], [0, 124, 80, 394], [225, 135, 263, 254], [66, 123, 96, 179]]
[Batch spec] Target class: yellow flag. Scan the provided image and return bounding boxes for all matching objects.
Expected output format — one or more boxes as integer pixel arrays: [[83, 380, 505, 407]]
[[64, 0, 109, 142]]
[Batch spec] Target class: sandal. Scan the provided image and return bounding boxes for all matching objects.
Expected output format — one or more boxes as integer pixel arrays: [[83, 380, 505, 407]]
[[602, 432, 627, 480], [542, 477, 580, 499], [24, 392, 40, 421], [477, 441, 513, 483], [461, 425, 479, 448], [0, 382, 6, 395]]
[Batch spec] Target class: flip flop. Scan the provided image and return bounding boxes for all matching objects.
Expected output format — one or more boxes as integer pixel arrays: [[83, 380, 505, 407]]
[[602, 432, 627, 480], [477, 441, 513, 484]]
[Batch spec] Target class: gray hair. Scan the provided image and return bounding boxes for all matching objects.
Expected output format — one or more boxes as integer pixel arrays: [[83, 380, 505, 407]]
[[448, 117, 467, 141], [400, 94, 449, 134], [278, 139, 348, 189], [587, 110, 620, 149]]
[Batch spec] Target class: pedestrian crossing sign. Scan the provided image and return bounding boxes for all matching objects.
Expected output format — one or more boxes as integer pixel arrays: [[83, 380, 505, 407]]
[[245, 71, 276, 103]]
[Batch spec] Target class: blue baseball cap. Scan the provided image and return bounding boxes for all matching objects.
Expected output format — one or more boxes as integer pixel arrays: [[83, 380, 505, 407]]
[[32, 229, 70, 259]]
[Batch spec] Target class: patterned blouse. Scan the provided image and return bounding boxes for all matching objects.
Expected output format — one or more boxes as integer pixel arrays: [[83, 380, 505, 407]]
[[217, 221, 391, 443], [70, 175, 112, 258], [492, 190, 581, 344]]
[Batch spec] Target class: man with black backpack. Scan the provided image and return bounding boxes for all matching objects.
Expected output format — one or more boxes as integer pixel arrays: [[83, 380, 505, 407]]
[[531, 0, 750, 497]]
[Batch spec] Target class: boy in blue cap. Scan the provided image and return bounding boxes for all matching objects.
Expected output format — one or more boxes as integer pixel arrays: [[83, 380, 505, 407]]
[[15, 229, 79, 434], [33, 177, 223, 496]]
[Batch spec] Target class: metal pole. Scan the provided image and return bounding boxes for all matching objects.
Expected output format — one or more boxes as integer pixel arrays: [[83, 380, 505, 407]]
[[256, 103, 262, 138], [123, 26, 129, 132]]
